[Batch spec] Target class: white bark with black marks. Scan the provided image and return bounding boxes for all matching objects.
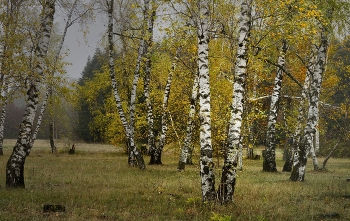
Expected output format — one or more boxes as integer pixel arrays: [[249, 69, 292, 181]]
[[218, 0, 252, 203], [6, 0, 56, 188], [29, 0, 79, 151], [290, 28, 328, 181], [283, 51, 314, 172], [151, 62, 174, 164], [0, 82, 8, 155], [178, 73, 199, 170], [263, 40, 288, 172], [139, 0, 157, 164], [197, 0, 216, 202], [107, 0, 145, 169]]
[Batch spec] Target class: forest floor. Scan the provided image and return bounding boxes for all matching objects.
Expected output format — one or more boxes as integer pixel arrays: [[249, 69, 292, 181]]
[[0, 139, 350, 221]]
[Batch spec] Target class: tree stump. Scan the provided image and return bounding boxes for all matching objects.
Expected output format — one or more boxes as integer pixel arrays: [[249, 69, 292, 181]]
[[68, 143, 75, 154]]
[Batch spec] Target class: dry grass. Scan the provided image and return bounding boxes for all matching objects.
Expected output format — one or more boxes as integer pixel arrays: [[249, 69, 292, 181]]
[[0, 140, 350, 221]]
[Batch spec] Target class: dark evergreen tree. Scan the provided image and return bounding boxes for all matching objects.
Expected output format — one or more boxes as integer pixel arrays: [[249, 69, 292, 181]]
[[77, 48, 106, 142]]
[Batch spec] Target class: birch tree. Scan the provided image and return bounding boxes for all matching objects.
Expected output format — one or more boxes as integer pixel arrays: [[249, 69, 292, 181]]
[[177, 73, 198, 170], [140, 0, 158, 164], [196, 0, 216, 201], [107, 0, 145, 169], [6, 0, 56, 188], [218, 0, 252, 203], [0, 0, 27, 155], [263, 40, 288, 172], [290, 25, 329, 181], [150, 60, 175, 164], [28, 0, 92, 152]]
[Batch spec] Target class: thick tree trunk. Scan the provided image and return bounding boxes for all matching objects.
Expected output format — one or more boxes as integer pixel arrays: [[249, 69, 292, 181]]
[[107, 0, 145, 169], [263, 40, 288, 172], [290, 28, 328, 181], [6, 0, 55, 188], [309, 142, 320, 170], [178, 73, 199, 171], [218, 0, 252, 204], [197, 0, 216, 202]]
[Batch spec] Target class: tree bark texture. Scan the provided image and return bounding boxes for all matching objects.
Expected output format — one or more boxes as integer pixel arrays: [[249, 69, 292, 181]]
[[283, 52, 314, 172], [150, 62, 174, 164], [107, 0, 145, 169], [218, 0, 252, 204], [263, 40, 288, 172], [6, 0, 56, 188], [197, 0, 216, 202], [136, 0, 157, 164], [290, 28, 328, 181], [0, 83, 8, 155], [29, 0, 79, 151], [178, 73, 199, 171]]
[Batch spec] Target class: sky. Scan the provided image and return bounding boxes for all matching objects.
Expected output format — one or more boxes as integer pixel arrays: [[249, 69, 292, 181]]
[[61, 18, 105, 80], [59, 3, 169, 80]]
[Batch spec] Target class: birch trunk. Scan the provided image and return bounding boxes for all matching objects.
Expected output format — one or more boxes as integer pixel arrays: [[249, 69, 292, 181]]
[[137, 0, 158, 164], [290, 28, 328, 181], [283, 51, 314, 172], [314, 127, 319, 153], [197, 0, 216, 202], [0, 83, 8, 155], [6, 0, 55, 188], [29, 0, 79, 150], [218, 0, 252, 203], [309, 141, 319, 170], [107, 0, 145, 169], [177, 73, 199, 171], [263, 40, 288, 172], [150, 63, 174, 164]]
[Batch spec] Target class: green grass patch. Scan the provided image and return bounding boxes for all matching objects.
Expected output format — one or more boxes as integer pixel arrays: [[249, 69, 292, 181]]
[[1, 140, 350, 220]]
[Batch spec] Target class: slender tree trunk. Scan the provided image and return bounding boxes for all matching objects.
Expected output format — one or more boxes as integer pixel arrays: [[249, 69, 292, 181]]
[[0, 81, 8, 155], [49, 87, 56, 153], [29, 88, 50, 148], [218, 0, 252, 203], [197, 0, 216, 202], [263, 40, 288, 172], [49, 121, 56, 153], [28, 0, 79, 150], [142, 0, 158, 163], [322, 141, 339, 170], [283, 51, 314, 172], [6, 0, 55, 188], [107, 0, 145, 169], [177, 73, 199, 171], [290, 28, 328, 181], [150, 62, 174, 164]]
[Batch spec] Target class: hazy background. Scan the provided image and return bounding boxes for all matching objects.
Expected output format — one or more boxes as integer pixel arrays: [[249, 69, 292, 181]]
[[61, 18, 105, 80]]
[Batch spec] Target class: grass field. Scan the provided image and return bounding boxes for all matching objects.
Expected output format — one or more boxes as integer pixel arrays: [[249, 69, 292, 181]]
[[1, 139, 350, 221]]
